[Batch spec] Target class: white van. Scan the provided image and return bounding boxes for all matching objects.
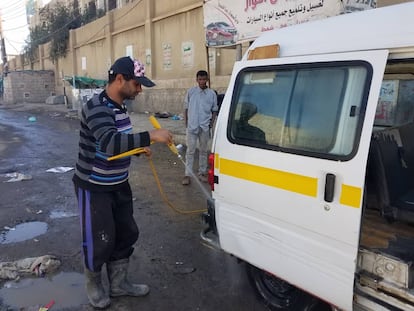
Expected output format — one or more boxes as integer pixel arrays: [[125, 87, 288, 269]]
[[202, 3, 414, 311]]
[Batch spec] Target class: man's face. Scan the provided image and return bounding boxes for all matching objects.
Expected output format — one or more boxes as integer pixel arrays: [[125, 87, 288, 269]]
[[120, 77, 142, 99], [197, 75, 208, 89]]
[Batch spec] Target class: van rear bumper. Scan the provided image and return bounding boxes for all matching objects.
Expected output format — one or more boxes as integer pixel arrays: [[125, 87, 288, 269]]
[[200, 198, 221, 250]]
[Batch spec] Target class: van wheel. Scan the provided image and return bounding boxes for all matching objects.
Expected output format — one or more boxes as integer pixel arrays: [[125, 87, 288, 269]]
[[246, 264, 331, 311]]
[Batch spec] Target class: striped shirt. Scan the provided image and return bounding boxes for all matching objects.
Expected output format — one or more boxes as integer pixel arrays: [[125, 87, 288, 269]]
[[73, 91, 150, 191]]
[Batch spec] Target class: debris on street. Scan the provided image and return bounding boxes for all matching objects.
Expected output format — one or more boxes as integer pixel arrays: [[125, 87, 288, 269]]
[[38, 299, 55, 311], [3, 172, 32, 182], [0, 255, 61, 280], [46, 167, 74, 173]]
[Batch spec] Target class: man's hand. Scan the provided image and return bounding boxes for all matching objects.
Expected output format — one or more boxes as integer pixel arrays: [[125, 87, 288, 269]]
[[149, 129, 173, 145], [210, 111, 218, 128], [143, 146, 152, 157]]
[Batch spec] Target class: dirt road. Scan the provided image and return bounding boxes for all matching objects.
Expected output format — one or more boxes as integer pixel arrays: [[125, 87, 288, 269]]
[[0, 103, 268, 311]]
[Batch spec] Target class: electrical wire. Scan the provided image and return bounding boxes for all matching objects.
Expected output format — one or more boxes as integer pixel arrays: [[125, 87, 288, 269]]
[[1, 3, 27, 15], [5, 38, 26, 44], [4, 37, 22, 54], [0, 8, 27, 23], [0, 1, 25, 11], [3, 0, 150, 54], [3, 0, 154, 54], [2, 10, 29, 20], [0, 1, 29, 41], [3, 23, 29, 32], [15, 0, 143, 49]]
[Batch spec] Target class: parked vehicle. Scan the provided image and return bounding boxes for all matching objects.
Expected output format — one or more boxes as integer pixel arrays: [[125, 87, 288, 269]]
[[206, 21, 238, 46], [202, 3, 414, 310]]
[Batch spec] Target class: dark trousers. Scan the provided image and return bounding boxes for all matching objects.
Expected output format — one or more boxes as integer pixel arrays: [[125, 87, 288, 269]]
[[75, 183, 139, 272]]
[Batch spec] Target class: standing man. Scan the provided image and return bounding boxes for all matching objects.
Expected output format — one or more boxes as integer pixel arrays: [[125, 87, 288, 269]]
[[182, 70, 218, 185], [73, 56, 173, 309]]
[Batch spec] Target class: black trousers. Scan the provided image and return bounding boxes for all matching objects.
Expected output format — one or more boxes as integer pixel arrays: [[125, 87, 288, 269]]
[[74, 182, 139, 272]]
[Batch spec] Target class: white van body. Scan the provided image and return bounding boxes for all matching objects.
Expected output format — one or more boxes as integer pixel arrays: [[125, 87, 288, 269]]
[[203, 3, 414, 311]]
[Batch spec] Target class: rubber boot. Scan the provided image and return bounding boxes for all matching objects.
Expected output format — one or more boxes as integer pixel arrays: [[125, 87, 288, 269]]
[[107, 259, 150, 297], [84, 268, 111, 309]]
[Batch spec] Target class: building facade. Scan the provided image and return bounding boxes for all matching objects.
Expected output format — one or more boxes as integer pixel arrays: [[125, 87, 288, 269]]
[[2, 0, 410, 113]]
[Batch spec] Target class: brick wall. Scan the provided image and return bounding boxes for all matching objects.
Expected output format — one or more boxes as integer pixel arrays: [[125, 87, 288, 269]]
[[3, 71, 56, 105]]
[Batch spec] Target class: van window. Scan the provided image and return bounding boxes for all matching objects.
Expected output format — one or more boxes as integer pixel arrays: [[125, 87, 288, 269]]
[[228, 61, 372, 160]]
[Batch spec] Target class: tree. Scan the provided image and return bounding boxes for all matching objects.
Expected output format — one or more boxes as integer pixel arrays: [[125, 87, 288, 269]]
[[23, 23, 49, 62], [23, 1, 102, 63], [47, 4, 72, 61]]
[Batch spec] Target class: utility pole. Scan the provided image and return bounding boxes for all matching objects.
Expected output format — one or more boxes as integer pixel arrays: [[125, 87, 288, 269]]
[[0, 15, 8, 76]]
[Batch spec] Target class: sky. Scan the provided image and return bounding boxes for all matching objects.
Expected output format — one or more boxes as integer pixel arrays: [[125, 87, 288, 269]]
[[0, 0, 51, 57]]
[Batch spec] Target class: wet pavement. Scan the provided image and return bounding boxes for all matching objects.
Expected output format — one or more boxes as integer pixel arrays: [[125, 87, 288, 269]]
[[0, 102, 269, 311], [0, 221, 48, 244]]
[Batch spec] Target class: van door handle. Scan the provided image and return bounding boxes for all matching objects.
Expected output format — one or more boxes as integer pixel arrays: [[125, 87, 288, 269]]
[[324, 173, 336, 203]]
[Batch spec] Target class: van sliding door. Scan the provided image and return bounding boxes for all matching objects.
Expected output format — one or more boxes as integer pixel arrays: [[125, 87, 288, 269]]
[[214, 50, 388, 310]]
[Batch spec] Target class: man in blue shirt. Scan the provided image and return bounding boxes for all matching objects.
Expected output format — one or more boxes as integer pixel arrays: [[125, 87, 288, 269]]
[[182, 70, 218, 185]]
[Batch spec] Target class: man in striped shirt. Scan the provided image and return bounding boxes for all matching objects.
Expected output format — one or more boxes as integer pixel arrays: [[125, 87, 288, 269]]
[[73, 56, 172, 309]]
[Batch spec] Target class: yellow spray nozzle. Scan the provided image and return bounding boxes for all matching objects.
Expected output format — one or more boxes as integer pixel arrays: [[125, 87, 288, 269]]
[[149, 115, 180, 157], [149, 115, 162, 129], [168, 143, 180, 156]]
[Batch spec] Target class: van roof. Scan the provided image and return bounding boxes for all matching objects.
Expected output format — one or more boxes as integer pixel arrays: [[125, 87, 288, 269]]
[[245, 3, 414, 59]]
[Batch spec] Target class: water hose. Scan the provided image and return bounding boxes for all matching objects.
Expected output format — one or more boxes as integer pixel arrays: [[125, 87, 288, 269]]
[[147, 158, 206, 215], [107, 115, 181, 160], [108, 115, 206, 214], [107, 147, 146, 160], [148, 115, 182, 159]]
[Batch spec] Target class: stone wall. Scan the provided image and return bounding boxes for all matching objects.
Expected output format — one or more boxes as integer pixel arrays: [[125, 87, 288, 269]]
[[3, 71, 55, 105]]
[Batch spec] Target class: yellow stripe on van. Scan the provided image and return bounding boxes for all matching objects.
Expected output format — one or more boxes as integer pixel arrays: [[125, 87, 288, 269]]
[[214, 153, 220, 169], [339, 184, 362, 208], [219, 158, 317, 197]]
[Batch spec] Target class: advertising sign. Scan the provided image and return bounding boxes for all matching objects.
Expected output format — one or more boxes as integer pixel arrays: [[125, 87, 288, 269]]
[[203, 0, 373, 47], [182, 41, 194, 68]]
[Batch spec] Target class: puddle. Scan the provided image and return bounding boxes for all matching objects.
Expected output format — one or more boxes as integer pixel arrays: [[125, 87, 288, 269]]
[[0, 221, 48, 244], [0, 272, 88, 309], [49, 210, 78, 219]]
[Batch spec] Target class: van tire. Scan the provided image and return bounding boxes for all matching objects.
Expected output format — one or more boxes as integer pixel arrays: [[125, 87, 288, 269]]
[[246, 264, 331, 311]]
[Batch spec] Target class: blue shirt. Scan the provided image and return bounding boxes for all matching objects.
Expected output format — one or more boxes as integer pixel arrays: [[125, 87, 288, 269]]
[[184, 86, 218, 134]]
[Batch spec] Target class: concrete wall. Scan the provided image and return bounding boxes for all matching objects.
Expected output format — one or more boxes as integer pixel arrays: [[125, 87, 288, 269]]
[[1, 0, 241, 113], [9, 0, 407, 112], [3, 71, 55, 105]]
